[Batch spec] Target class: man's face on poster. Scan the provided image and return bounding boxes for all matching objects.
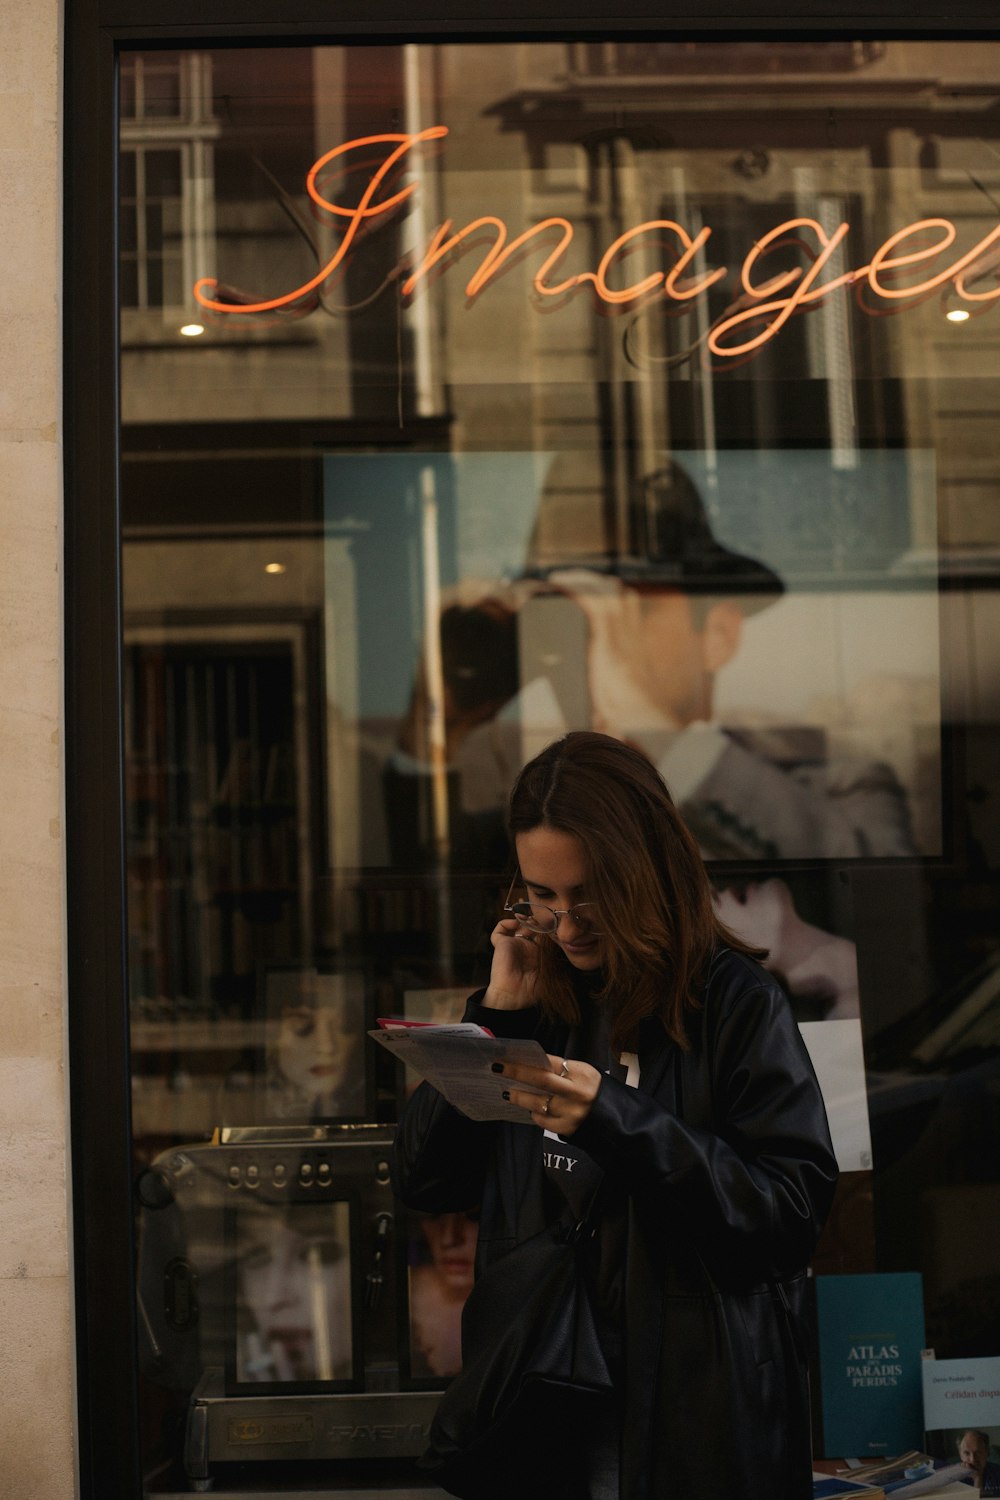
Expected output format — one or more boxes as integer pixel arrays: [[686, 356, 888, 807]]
[[628, 588, 744, 727], [959, 1432, 989, 1479], [571, 578, 744, 733]]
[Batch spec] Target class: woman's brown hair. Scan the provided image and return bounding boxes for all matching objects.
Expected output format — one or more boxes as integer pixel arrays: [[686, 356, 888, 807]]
[[507, 731, 764, 1051]]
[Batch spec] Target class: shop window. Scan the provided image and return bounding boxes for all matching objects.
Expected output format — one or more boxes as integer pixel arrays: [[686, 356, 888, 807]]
[[114, 36, 1000, 1494]]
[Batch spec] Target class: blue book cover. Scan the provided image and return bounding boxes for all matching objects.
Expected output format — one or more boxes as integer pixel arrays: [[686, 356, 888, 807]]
[[812, 1480, 883, 1498], [815, 1272, 927, 1459]]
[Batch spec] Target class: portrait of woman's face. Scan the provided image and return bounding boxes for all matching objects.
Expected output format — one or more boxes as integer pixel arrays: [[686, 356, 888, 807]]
[[264, 969, 366, 1119], [276, 996, 358, 1100], [421, 1210, 478, 1295], [235, 1203, 352, 1385], [407, 1209, 479, 1380]]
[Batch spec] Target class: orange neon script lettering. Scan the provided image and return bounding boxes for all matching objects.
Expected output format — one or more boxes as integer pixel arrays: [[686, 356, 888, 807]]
[[866, 217, 1000, 303], [590, 220, 726, 304], [193, 126, 448, 314], [402, 216, 579, 299], [192, 125, 1000, 353], [710, 218, 856, 356]]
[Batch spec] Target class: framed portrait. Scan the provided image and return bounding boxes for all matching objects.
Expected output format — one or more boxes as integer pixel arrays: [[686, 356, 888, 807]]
[[259, 966, 370, 1124], [226, 1197, 355, 1394]]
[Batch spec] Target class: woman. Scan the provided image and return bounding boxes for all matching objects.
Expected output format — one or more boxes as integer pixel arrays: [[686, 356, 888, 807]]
[[392, 732, 838, 1500]]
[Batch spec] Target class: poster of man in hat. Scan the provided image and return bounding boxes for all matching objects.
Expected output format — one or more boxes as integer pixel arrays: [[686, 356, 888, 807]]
[[379, 447, 937, 868]]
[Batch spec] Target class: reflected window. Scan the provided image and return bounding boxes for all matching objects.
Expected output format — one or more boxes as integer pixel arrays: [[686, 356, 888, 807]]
[[120, 53, 217, 318]]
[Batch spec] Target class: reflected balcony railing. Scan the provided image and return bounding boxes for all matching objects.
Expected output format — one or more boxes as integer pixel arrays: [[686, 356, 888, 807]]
[[564, 40, 887, 79]]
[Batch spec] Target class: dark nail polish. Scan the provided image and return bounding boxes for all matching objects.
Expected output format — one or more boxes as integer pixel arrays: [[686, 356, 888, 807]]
[[502, 1090, 510, 1101], [491, 1062, 504, 1074]]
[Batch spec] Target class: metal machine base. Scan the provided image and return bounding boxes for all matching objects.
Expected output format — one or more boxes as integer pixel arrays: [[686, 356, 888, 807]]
[[182, 1371, 440, 1492]]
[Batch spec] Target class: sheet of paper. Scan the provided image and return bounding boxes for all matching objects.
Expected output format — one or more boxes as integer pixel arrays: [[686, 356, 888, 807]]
[[798, 1018, 873, 1172], [889, 1466, 969, 1499], [370, 1023, 555, 1123]]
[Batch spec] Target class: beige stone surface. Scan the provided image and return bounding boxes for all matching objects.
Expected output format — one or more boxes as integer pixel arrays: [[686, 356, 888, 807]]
[[0, 0, 75, 1497], [0, 1114, 68, 1278], [0, 1278, 75, 1500], [0, 1055, 67, 1131]]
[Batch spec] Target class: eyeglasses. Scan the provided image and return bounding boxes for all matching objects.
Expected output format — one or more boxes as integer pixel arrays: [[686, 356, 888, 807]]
[[503, 871, 602, 936]]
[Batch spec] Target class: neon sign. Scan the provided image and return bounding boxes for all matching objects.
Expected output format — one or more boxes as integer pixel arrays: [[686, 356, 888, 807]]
[[193, 125, 1000, 359]]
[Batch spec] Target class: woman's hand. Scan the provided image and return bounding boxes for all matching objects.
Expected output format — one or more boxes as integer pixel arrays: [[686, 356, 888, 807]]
[[495, 1053, 601, 1136], [482, 918, 543, 1010]]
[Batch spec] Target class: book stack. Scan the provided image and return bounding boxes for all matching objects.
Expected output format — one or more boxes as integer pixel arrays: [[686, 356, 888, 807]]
[[837, 1452, 934, 1491], [816, 1452, 977, 1500]]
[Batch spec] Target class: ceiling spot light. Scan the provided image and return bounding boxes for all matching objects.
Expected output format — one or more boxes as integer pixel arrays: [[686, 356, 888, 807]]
[[264, 562, 286, 575], [946, 308, 971, 323], [180, 322, 205, 337]]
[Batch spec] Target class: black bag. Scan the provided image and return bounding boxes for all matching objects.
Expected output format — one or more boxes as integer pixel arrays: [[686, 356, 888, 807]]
[[418, 1205, 616, 1500]]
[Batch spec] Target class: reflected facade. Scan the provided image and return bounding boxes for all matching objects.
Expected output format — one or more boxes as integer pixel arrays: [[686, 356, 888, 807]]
[[120, 38, 1000, 1490]]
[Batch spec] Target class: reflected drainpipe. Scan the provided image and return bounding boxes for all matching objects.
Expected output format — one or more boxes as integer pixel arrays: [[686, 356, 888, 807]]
[[403, 44, 453, 980]]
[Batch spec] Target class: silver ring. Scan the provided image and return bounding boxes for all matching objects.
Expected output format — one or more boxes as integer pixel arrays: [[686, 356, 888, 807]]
[[540, 1096, 551, 1116], [560, 1058, 570, 1079]]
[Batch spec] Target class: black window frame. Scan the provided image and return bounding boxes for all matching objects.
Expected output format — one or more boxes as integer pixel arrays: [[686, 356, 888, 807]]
[[63, 3, 999, 1496]]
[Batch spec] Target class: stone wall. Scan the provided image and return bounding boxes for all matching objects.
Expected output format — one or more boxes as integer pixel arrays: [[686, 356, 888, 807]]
[[0, 0, 75, 1495]]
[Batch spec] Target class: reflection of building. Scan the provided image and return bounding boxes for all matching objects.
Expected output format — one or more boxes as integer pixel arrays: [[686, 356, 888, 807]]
[[119, 40, 982, 895], [119, 53, 219, 319], [10, 15, 1000, 1496]]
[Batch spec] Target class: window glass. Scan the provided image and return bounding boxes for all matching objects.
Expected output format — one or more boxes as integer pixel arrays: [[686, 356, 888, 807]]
[[121, 39, 1000, 1491]]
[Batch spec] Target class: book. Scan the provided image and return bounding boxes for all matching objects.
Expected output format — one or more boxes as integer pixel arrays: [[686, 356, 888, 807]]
[[368, 1020, 555, 1122], [922, 1353, 1000, 1488], [815, 1272, 927, 1458]]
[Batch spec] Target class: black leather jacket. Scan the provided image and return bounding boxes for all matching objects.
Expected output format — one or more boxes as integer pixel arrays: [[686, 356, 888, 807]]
[[392, 947, 838, 1500]]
